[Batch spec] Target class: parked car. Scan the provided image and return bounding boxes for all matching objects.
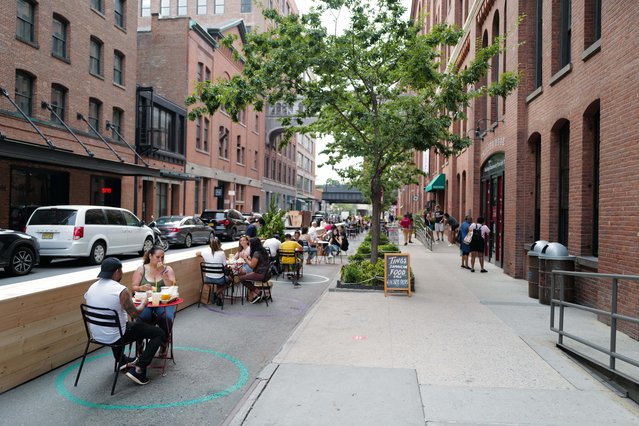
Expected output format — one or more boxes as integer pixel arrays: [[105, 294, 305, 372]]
[[25, 205, 154, 265], [0, 228, 40, 276], [199, 209, 249, 241], [241, 212, 262, 223], [155, 215, 213, 247]]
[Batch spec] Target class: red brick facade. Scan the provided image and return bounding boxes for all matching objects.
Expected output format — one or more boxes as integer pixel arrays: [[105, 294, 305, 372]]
[[409, 1, 639, 336]]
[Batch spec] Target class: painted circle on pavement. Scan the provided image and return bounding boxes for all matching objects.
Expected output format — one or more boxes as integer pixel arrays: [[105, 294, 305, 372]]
[[204, 295, 309, 317], [55, 346, 248, 410], [271, 273, 330, 284]]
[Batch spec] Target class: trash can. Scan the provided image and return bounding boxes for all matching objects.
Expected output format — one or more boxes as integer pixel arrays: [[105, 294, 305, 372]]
[[538, 243, 575, 305], [527, 240, 549, 299]]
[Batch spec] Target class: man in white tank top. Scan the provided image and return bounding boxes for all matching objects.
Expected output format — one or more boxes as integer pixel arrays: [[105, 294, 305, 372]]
[[84, 257, 165, 386]]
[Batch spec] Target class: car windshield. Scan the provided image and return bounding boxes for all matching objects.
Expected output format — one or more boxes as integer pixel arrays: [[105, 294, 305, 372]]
[[157, 216, 183, 224], [201, 211, 225, 220], [28, 209, 77, 225]]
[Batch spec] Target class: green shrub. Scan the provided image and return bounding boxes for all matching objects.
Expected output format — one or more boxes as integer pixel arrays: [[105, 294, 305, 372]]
[[378, 244, 400, 253], [341, 262, 364, 283], [348, 253, 368, 262]]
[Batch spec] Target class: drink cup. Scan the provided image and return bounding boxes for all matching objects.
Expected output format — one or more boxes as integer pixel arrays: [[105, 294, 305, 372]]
[[152, 292, 161, 305]]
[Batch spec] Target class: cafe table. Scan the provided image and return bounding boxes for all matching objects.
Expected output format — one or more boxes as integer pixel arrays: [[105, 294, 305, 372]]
[[136, 297, 183, 376]]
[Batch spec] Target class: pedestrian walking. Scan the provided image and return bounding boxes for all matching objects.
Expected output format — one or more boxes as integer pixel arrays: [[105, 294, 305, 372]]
[[433, 205, 444, 242], [460, 215, 472, 269], [399, 213, 412, 245], [469, 216, 490, 273]]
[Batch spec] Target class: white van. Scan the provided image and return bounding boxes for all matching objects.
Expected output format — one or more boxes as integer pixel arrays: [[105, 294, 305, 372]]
[[25, 205, 154, 265]]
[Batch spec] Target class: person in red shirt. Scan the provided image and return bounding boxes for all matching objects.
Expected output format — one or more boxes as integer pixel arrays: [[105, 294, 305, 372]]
[[399, 213, 412, 245]]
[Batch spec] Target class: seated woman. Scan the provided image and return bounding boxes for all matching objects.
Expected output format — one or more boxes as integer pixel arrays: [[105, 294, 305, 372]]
[[232, 235, 253, 274], [240, 238, 271, 304], [299, 226, 317, 264], [131, 246, 176, 357], [196, 237, 228, 307], [324, 226, 342, 258]]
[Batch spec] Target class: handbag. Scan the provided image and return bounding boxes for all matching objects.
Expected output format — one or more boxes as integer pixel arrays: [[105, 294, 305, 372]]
[[463, 227, 474, 245]]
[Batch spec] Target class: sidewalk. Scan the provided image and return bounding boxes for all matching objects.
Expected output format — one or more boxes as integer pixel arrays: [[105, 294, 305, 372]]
[[226, 238, 639, 425]]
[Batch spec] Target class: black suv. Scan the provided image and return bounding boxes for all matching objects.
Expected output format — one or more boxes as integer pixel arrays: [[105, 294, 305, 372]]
[[200, 209, 249, 241], [0, 228, 40, 275]]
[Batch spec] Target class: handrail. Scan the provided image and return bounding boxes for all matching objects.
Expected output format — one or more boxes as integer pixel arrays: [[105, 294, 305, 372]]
[[549, 269, 639, 401], [415, 224, 433, 251]]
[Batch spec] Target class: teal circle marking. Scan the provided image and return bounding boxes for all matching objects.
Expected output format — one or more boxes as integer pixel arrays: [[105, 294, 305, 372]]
[[55, 346, 249, 410]]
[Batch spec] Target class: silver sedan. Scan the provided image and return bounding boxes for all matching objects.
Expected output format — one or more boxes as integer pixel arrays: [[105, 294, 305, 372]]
[[155, 216, 213, 248]]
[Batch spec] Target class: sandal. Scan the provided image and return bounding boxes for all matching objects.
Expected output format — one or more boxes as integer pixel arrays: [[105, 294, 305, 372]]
[[158, 345, 168, 358], [480, 269, 488, 273]]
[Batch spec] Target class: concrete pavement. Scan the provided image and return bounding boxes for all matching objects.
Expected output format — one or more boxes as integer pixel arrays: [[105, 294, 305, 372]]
[[226, 237, 639, 425]]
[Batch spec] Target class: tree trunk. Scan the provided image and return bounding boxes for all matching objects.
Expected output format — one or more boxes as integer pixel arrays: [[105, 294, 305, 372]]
[[370, 178, 383, 264]]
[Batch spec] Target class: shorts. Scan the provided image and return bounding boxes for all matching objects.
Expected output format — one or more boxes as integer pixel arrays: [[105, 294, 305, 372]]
[[434, 223, 444, 232]]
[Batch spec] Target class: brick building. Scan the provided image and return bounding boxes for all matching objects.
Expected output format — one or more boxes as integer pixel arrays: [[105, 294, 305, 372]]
[[138, 15, 264, 216], [0, 0, 163, 230], [405, 1, 639, 334]]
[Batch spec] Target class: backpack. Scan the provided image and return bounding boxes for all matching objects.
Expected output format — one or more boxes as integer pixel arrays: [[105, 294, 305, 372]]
[[340, 235, 349, 251]]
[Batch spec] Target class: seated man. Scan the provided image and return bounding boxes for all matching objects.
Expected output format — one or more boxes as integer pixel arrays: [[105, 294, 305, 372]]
[[263, 234, 282, 275], [279, 234, 303, 287], [84, 257, 165, 386]]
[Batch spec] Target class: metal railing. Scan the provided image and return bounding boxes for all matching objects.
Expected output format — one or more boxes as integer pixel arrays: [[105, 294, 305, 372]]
[[550, 270, 639, 401], [415, 224, 433, 251]]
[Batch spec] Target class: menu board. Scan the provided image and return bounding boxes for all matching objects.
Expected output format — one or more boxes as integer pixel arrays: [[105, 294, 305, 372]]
[[383, 253, 411, 297], [387, 225, 400, 245]]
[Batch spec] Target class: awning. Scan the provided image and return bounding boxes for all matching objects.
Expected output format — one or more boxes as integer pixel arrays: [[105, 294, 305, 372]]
[[0, 137, 162, 177], [425, 173, 446, 192]]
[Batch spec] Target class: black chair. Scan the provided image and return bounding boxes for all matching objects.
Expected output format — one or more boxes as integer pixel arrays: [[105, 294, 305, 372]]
[[250, 272, 273, 305], [75, 304, 129, 395], [278, 249, 303, 285], [199, 262, 231, 308]]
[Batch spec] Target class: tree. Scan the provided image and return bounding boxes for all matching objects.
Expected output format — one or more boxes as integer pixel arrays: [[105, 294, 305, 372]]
[[186, 0, 519, 263]]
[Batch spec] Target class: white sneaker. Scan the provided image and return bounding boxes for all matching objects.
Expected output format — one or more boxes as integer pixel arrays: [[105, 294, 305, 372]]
[[447, 243, 453, 247], [327, 254, 333, 259]]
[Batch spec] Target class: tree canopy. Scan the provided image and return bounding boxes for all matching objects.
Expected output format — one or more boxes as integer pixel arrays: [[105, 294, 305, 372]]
[[186, 0, 519, 262]]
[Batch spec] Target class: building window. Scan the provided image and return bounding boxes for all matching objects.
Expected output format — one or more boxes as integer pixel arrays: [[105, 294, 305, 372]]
[[111, 108, 123, 141], [91, 0, 104, 14], [533, 136, 541, 241], [52, 15, 68, 59], [203, 118, 209, 151], [265, 157, 269, 177], [160, 0, 171, 16], [254, 150, 258, 169], [584, 0, 601, 48], [90, 37, 103, 76], [202, 178, 208, 210], [219, 126, 229, 158], [214, 0, 224, 14], [89, 98, 102, 130], [236, 136, 242, 164], [591, 111, 600, 256], [194, 179, 200, 213], [50, 84, 67, 124], [195, 117, 201, 149], [534, 0, 542, 88], [141, 0, 151, 16], [178, 0, 187, 15], [16, 0, 36, 43], [557, 123, 570, 245], [241, 0, 251, 13], [113, 51, 125, 85], [197, 62, 203, 82], [114, 0, 126, 27], [15, 70, 34, 116], [254, 113, 259, 132], [559, 0, 571, 68], [238, 109, 246, 125], [151, 106, 175, 151], [490, 12, 500, 122], [205, 67, 211, 82], [197, 0, 207, 14]]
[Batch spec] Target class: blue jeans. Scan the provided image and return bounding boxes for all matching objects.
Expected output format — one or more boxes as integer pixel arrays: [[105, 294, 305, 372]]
[[305, 246, 317, 260], [138, 306, 175, 340], [325, 244, 340, 256]]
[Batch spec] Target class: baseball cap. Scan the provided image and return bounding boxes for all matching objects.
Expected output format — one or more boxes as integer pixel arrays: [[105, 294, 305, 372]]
[[97, 257, 123, 279]]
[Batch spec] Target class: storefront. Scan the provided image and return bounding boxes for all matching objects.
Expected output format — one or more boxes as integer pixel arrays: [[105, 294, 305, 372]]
[[480, 153, 505, 267]]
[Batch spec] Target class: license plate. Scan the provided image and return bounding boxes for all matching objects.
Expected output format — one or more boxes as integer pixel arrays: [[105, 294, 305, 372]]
[[42, 232, 53, 239]]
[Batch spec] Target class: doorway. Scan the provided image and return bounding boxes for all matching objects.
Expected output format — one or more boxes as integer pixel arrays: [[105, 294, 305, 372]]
[[480, 153, 505, 268]]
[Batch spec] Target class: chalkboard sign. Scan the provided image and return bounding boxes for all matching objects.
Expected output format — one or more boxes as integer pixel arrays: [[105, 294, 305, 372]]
[[384, 253, 411, 297]]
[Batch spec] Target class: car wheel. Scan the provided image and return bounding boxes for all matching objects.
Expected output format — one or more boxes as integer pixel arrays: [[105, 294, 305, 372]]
[[228, 228, 237, 241], [9, 246, 35, 276], [89, 241, 106, 265], [140, 237, 154, 256], [184, 234, 192, 248]]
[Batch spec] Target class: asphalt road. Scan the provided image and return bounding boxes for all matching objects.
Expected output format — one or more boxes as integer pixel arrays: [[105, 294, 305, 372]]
[[0, 242, 231, 286]]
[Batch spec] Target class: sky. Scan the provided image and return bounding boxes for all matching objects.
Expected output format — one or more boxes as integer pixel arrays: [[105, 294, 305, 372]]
[[294, 0, 413, 185]]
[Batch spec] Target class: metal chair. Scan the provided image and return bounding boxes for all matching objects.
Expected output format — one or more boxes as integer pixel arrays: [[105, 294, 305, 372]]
[[199, 262, 232, 308], [243, 271, 274, 306], [75, 304, 129, 395], [278, 249, 303, 285]]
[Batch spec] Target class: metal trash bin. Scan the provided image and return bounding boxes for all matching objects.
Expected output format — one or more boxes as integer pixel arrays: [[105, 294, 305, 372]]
[[538, 243, 575, 305], [527, 240, 549, 299]]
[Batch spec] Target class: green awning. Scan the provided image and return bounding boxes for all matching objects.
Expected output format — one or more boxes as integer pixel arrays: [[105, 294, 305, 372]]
[[425, 173, 446, 192]]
